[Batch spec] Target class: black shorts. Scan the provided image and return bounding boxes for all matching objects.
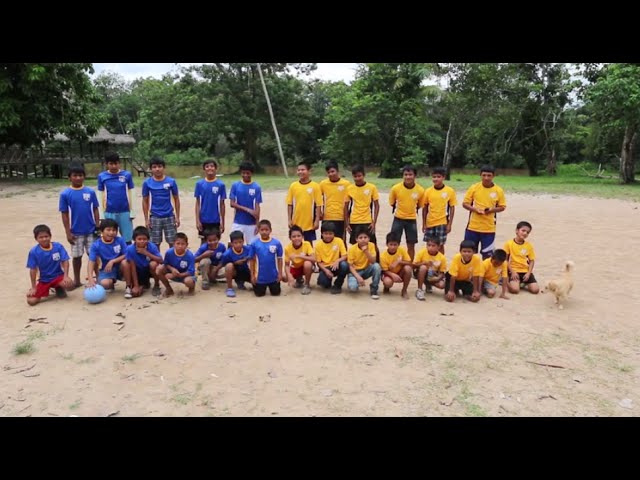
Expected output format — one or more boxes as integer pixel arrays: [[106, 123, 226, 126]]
[[136, 267, 151, 288], [391, 218, 418, 244], [198, 223, 221, 238], [349, 223, 377, 245], [514, 272, 537, 284], [323, 221, 345, 240], [233, 266, 251, 283], [444, 272, 474, 296], [253, 281, 281, 297]]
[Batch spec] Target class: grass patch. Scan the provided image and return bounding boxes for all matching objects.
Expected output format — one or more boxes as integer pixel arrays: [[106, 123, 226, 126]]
[[171, 393, 193, 405], [12, 340, 35, 355], [69, 399, 82, 410], [616, 364, 634, 373], [27, 330, 47, 341], [61, 353, 74, 361], [121, 353, 142, 363]]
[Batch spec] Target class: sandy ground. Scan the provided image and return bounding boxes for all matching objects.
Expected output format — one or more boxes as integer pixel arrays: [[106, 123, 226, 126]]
[[1, 182, 638, 417]]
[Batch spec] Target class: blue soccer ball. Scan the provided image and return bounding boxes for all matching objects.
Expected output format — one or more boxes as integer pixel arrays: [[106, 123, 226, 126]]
[[84, 285, 107, 304]]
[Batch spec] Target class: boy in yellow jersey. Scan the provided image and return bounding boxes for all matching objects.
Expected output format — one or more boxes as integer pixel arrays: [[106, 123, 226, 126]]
[[320, 161, 351, 242], [283, 225, 315, 295], [347, 228, 381, 299], [462, 165, 506, 259], [414, 237, 447, 300], [422, 166, 457, 254], [344, 165, 380, 245], [286, 161, 323, 244], [445, 240, 483, 303], [504, 221, 539, 294], [389, 165, 425, 260], [480, 248, 509, 299], [380, 232, 413, 299], [314, 222, 349, 294]]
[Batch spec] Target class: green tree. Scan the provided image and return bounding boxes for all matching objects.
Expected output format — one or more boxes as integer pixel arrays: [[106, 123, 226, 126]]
[[0, 63, 102, 146]]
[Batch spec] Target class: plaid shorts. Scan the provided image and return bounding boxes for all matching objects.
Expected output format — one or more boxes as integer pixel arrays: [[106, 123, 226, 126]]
[[70, 234, 95, 258], [424, 224, 448, 245], [150, 215, 177, 245]]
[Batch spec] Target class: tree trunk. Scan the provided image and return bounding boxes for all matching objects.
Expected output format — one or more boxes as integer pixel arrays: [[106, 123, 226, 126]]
[[620, 126, 636, 184], [242, 130, 264, 173], [443, 120, 452, 180], [546, 147, 557, 175]]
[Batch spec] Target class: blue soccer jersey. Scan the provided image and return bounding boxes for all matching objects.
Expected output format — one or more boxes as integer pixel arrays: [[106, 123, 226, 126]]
[[26, 242, 70, 282], [125, 242, 162, 270], [89, 237, 127, 271], [97, 170, 135, 213], [194, 178, 226, 224], [251, 237, 283, 284], [229, 181, 262, 226], [59, 186, 99, 235], [142, 176, 179, 218], [194, 243, 226, 265], [164, 248, 195, 276]]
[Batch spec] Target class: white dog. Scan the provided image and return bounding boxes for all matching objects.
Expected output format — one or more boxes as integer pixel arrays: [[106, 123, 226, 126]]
[[545, 260, 575, 309]]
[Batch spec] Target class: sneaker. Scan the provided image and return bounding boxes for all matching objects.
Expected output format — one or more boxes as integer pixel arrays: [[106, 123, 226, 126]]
[[55, 287, 67, 299], [425, 285, 433, 293], [124, 286, 133, 299], [330, 285, 342, 295], [416, 289, 426, 301], [312, 264, 319, 273], [202, 281, 210, 291], [236, 281, 247, 290], [302, 285, 311, 295], [371, 292, 380, 300], [151, 285, 161, 297], [294, 277, 304, 289], [226, 288, 236, 298]]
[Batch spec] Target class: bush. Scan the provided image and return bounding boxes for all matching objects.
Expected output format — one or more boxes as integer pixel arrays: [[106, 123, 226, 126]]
[[164, 148, 210, 166]]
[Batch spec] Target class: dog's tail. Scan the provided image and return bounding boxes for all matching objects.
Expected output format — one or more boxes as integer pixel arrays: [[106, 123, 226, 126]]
[[565, 260, 575, 272]]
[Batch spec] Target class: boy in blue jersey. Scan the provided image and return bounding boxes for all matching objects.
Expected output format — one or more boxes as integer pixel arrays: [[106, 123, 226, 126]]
[[250, 219, 283, 297], [194, 227, 226, 290], [221, 230, 254, 298], [156, 232, 196, 297], [194, 159, 226, 244], [59, 164, 100, 289], [229, 161, 262, 245], [97, 151, 136, 244], [122, 226, 163, 298], [26, 224, 73, 306], [142, 157, 180, 249], [87, 219, 127, 292]]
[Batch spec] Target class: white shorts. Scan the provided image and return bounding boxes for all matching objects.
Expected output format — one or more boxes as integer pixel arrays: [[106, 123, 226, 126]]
[[230, 223, 257, 245]]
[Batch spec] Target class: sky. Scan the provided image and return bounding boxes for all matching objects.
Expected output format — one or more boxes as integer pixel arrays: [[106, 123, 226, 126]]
[[92, 63, 358, 83]]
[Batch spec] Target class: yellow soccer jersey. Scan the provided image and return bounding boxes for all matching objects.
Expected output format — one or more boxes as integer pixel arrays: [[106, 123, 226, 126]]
[[346, 182, 379, 224], [463, 182, 506, 233], [449, 253, 483, 281], [414, 248, 447, 273], [482, 257, 508, 285], [389, 183, 425, 220], [314, 237, 347, 265], [320, 178, 351, 221], [423, 185, 457, 228], [380, 246, 411, 274], [286, 181, 323, 231], [284, 241, 314, 268], [503, 239, 535, 273], [347, 242, 377, 270]]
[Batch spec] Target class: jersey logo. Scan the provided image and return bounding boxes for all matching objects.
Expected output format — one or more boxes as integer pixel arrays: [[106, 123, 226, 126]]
[[269, 245, 277, 253], [114, 245, 122, 254], [180, 260, 188, 269], [249, 189, 256, 196], [216, 252, 222, 259], [52, 252, 60, 261], [118, 176, 126, 183], [337, 186, 345, 191], [212, 186, 219, 194], [520, 248, 528, 255], [364, 189, 370, 196], [411, 193, 418, 200], [489, 192, 497, 199], [332, 245, 338, 251], [163, 183, 171, 189], [496, 268, 502, 275], [306, 187, 313, 194], [82, 193, 90, 201], [441, 192, 448, 198]]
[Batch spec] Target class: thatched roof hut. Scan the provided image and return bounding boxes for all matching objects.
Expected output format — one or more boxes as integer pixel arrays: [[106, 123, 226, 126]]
[[53, 127, 136, 145]]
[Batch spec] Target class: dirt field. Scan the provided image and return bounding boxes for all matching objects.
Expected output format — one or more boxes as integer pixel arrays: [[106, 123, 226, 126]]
[[1, 182, 638, 416]]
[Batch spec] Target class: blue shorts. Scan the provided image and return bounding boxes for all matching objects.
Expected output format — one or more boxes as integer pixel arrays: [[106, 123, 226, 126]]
[[105, 211, 133, 243], [464, 230, 496, 259], [170, 275, 197, 284], [303, 230, 317, 243], [98, 265, 122, 282]]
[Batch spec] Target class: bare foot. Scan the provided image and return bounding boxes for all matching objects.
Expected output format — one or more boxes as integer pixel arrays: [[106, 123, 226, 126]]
[[69, 283, 81, 291], [401, 291, 409, 299], [187, 289, 195, 296], [161, 289, 174, 298]]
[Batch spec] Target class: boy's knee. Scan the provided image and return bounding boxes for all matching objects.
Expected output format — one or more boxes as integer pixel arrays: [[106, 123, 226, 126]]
[[486, 290, 496, 298], [27, 297, 40, 306], [200, 258, 211, 268], [156, 265, 166, 275], [371, 263, 381, 273]]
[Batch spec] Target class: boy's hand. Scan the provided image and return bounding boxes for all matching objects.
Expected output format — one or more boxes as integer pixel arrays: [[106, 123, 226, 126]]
[[323, 268, 334, 280], [62, 276, 74, 289], [499, 292, 509, 300], [235, 258, 248, 265], [220, 223, 225, 234], [471, 290, 481, 301], [357, 275, 365, 287], [175, 218, 181, 228], [145, 218, 151, 228], [132, 285, 142, 296], [196, 220, 202, 232], [445, 291, 456, 302], [523, 273, 531, 282], [87, 278, 96, 288], [104, 260, 115, 273], [446, 224, 452, 234], [510, 271, 519, 282], [360, 244, 368, 252], [66, 233, 76, 245], [388, 272, 402, 283], [27, 287, 36, 297], [251, 276, 257, 286], [202, 250, 214, 258], [136, 247, 149, 256], [330, 260, 341, 271]]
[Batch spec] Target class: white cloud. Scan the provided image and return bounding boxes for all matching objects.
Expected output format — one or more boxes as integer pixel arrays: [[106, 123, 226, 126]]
[[92, 63, 358, 83]]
